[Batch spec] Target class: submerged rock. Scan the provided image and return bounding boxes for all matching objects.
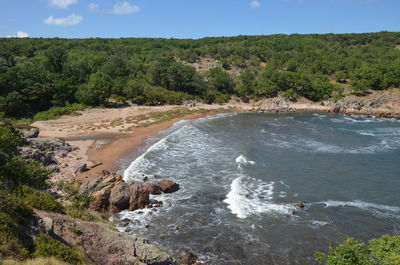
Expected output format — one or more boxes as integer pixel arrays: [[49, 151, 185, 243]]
[[177, 249, 198, 265]]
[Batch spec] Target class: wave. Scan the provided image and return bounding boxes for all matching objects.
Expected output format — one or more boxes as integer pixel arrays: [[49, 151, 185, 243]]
[[123, 137, 169, 182], [235, 155, 255, 168], [224, 175, 291, 219], [317, 200, 400, 219]]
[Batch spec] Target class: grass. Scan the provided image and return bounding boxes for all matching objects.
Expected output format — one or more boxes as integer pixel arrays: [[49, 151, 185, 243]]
[[124, 108, 212, 128], [1, 257, 70, 265], [33, 104, 86, 121]]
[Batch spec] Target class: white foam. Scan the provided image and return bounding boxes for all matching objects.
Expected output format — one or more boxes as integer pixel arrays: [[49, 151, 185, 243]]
[[235, 155, 255, 168], [318, 200, 400, 218], [224, 175, 291, 219], [123, 137, 169, 182]]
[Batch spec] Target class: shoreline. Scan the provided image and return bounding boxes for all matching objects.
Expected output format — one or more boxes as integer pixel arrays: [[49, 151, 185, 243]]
[[30, 94, 400, 184]]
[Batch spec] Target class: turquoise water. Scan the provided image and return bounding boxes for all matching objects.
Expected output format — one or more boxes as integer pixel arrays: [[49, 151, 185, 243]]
[[114, 112, 400, 265]]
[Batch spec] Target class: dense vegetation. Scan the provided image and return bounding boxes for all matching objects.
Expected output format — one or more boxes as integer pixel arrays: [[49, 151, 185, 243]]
[[315, 236, 400, 265], [1, 32, 400, 118], [0, 120, 90, 264]]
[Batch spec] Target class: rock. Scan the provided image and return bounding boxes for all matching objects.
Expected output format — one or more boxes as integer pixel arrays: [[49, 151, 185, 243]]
[[22, 128, 40, 139], [177, 249, 198, 265], [157, 180, 179, 193], [295, 203, 305, 209], [129, 184, 150, 211], [109, 181, 131, 213], [143, 184, 162, 195], [90, 185, 113, 212], [42, 217, 53, 233], [28, 138, 77, 152], [75, 163, 88, 174], [34, 210, 177, 265]]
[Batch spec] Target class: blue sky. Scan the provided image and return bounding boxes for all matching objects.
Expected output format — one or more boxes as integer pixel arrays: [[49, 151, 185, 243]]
[[0, 0, 399, 39]]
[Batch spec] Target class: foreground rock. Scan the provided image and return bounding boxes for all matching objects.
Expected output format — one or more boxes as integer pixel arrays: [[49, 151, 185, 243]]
[[33, 210, 177, 265], [80, 171, 179, 214]]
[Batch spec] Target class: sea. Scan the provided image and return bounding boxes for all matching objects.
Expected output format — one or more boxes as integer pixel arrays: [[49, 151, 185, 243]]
[[111, 112, 400, 265]]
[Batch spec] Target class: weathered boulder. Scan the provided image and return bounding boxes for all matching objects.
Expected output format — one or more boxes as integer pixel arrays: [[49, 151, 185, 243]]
[[177, 249, 198, 265], [143, 183, 162, 195], [109, 181, 131, 213], [129, 184, 150, 211], [75, 163, 88, 174], [90, 185, 113, 212], [157, 180, 179, 193], [22, 128, 40, 139]]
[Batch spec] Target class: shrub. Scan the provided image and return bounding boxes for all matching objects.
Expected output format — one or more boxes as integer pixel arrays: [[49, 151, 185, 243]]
[[315, 235, 400, 265], [15, 186, 64, 213], [33, 104, 85, 121], [33, 234, 88, 265]]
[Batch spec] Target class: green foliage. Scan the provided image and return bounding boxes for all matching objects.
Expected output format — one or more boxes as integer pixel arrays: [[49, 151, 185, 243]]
[[14, 186, 64, 213], [315, 235, 400, 265], [1, 257, 70, 265], [75, 72, 113, 106], [33, 234, 88, 265], [1, 32, 400, 117], [33, 104, 85, 121]]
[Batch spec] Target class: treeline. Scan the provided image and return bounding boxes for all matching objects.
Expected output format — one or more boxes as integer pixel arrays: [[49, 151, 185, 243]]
[[1, 32, 400, 118]]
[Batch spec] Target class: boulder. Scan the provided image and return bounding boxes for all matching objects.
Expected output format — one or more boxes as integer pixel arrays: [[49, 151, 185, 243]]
[[22, 128, 40, 139], [157, 180, 179, 193], [129, 184, 150, 211], [75, 163, 88, 174], [143, 184, 162, 195], [90, 185, 113, 212], [177, 249, 198, 265], [109, 181, 131, 213]]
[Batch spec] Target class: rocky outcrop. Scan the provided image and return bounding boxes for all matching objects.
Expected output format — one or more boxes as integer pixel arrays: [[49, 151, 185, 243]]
[[157, 180, 180, 193], [80, 171, 179, 214], [22, 127, 40, 139], [33, 210, 177, 265], [177, 249, 198, 265]]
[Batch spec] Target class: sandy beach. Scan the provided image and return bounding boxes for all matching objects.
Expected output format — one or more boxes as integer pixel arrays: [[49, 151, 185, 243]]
[[31, 91, 400, 184]]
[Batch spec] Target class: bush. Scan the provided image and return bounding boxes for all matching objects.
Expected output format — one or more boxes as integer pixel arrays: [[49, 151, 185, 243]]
[[33, 104, 85, 121], [33, 234, 88, 265], [315, 235, 400, 265], [15, 186, 64, 213]]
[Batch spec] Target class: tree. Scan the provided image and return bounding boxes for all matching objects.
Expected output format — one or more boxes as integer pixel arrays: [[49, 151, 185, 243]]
[[208, 68, 234, 94], [75, 72, 113, 106]]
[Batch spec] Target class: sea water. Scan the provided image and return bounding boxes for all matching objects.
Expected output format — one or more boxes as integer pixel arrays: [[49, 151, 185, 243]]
[[112, 112, 400, 265]]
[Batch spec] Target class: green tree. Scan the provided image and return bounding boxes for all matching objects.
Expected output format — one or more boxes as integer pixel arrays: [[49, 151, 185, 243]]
[[75, 72, 113, 106]]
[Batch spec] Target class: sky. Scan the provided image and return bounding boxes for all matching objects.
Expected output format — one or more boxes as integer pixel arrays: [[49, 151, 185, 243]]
[[0, 0, 399, 39]]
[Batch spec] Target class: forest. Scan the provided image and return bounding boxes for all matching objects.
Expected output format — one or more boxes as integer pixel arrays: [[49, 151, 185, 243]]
[[1, 31, 400, 118]]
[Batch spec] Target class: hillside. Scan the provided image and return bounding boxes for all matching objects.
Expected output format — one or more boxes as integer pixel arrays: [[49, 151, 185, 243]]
[[1, 32, 400, 119]]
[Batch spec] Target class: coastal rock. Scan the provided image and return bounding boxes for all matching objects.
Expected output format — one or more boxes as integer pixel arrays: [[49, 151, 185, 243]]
[[143, 183, 162, 195], [177, 249, 198, 265], [157, 180, 180, 193], [109, 181, 131, 213], [129, 184, 150, 211], [33, 210, 177, 265], [90, 185, 113, 212]]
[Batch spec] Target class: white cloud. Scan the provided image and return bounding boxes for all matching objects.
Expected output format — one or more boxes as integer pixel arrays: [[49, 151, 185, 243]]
[[250, 0, 261, 8], [88, 3, 101, 12], [111, 2, 141, 14], [88, 2, 141, 15], [48, 0, 78, 9], [44, 14, 83, 26], [6, 31, 30, 38]]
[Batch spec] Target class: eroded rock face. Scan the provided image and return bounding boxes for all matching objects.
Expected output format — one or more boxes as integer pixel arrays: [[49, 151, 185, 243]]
[[143, 183, 162, 195], [129, 184, 150, 211], [81, 171, 179, 214], [33, 210, 177, 265], [109, 181, 131, 213], [157, 180, 180, 193]]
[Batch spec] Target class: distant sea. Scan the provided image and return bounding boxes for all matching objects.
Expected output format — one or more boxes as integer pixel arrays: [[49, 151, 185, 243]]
[[112, 112, 400, 265]]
